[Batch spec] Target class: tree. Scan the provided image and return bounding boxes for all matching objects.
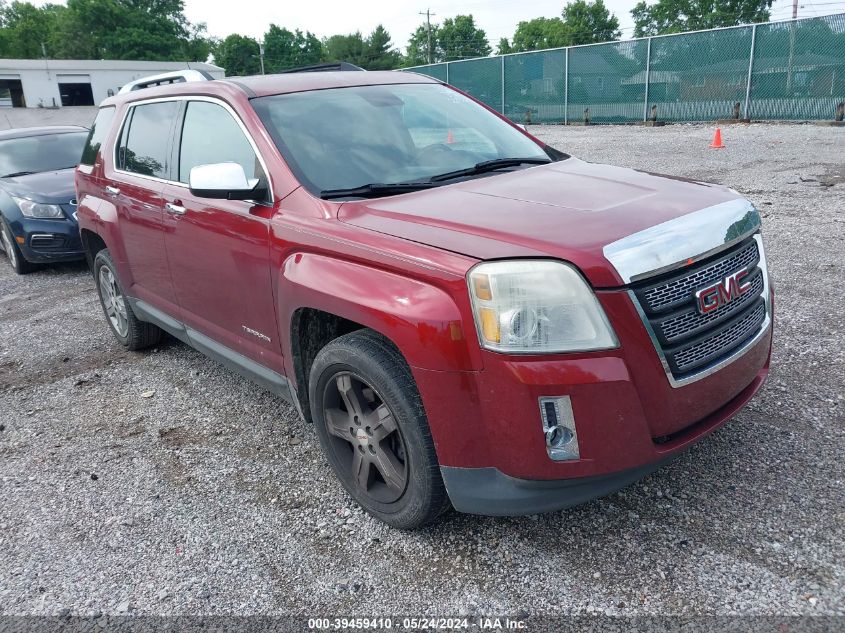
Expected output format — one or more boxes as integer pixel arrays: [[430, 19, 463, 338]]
[[212, 33, 260, 76], [324, 25, 401, 70], [364, 24, 402, 70], [496, 37, 512, 55], [438, 15, 491, 61], [510, 17, 568, 52], [0, 0, 213, 61], [262, 24, 323, 72], [405, 23, 438, 66], [632, 0, 772, 37], [562, 0, 620, 46], [0, 1, 64, 58]]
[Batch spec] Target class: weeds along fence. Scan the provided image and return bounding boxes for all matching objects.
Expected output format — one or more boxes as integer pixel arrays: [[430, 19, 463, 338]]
[[402, 14, 845, 124]]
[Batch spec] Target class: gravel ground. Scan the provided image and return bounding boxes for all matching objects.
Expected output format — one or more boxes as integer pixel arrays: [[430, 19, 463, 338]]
[[0, 123, 843, 618]]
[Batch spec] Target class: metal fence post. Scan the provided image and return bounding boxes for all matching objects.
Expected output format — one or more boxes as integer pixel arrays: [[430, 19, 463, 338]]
[[564, 47, 569, 125], [445, 62, 449, 85], [643, 37, 652, 122], [744, 24, 757, 120], [501, 56, 506, 114]]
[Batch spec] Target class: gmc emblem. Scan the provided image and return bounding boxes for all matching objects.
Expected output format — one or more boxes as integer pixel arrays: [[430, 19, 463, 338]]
[[694, 269, 751, 315]]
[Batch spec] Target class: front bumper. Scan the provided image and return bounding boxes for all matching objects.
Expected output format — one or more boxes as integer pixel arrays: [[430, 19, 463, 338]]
[[438, 362, 768, 515], [411, 288, 772, 516], [9, 216, 84, 263]]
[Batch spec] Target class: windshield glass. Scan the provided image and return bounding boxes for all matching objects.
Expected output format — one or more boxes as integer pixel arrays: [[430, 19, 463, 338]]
[[253, 83, 553, 194], [0, 131, 88, 177]]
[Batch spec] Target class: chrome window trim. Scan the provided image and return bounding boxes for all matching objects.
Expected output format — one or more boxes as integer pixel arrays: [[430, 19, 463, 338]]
[[630, 232, 771, 388], [603, 198, 761, 284], [111, 95, 274, 205]]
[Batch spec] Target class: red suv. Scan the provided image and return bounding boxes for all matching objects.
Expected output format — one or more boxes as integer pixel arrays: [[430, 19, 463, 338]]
[[75, 68, 773, 528]]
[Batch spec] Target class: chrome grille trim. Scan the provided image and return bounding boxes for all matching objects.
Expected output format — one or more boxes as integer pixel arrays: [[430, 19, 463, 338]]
[[640, 240, 759, 313], [628, 233, 772, 388], [656, 269, 764, 343]]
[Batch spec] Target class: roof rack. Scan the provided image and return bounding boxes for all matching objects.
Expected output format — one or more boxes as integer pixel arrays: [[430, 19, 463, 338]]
[[280, 62, 365, 74], [118, 69, 214, 94]]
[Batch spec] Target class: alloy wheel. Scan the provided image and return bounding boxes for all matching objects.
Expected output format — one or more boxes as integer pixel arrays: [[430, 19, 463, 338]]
[[322, 372, 409, 503], [98, 265, 129, 338]]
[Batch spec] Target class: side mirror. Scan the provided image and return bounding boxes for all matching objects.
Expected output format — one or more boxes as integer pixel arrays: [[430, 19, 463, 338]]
[[189, 162, 264, 200]]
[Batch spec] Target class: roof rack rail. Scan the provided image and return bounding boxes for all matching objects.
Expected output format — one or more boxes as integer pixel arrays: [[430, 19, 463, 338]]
[[118, 69, 214, 94], [280, 62, 365, 74]]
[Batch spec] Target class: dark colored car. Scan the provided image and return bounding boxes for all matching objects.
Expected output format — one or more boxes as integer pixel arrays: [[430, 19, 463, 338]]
[[74, 70, 772, 528], [0, 126, 89, 274]]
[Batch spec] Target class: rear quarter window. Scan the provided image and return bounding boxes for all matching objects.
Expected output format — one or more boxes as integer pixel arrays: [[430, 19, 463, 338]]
[[116, 101, 179, 179], [80, 107, 115, 166]]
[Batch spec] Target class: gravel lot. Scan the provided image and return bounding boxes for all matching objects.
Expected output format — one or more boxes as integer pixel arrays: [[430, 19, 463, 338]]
[[0, 123, 843, 618]]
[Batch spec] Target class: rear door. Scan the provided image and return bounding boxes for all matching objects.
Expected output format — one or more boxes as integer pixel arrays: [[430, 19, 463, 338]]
[[107, 100, 180, 312], [160, 98, 282, 370]]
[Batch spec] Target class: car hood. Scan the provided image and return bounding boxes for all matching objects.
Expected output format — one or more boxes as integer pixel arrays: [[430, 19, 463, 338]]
[[1, 168, 77, 204], [338, 158, 747, 287]]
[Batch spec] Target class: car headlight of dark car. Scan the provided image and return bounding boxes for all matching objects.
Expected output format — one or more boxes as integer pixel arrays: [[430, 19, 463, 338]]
[[12, 196, 65, 219]]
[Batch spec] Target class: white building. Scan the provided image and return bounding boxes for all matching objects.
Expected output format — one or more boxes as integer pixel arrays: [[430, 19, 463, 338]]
[[0, 59, 225, 108]]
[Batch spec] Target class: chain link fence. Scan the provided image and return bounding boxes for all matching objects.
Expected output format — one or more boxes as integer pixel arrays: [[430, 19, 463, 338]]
[[403, 14, 845, 124]]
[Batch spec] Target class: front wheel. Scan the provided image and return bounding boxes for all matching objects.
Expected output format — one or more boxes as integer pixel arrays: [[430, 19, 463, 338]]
[[93, 249, 162, 350], [1, 219, 35, 274], [309, 330, 449, 529]]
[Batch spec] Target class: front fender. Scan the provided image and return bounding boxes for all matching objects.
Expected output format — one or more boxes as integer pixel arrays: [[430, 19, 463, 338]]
[[279, 252, 482, 373]]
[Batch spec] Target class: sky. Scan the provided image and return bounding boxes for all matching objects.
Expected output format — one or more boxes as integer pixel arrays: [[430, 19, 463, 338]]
[[30, 0, 845, 53]]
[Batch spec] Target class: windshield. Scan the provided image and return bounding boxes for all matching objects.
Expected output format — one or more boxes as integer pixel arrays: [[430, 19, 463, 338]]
[[0, 131, 88, 178], [253, 83, 554, 195]]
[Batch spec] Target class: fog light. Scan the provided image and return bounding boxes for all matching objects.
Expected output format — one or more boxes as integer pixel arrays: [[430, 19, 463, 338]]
[[539, 396, 580, 461]]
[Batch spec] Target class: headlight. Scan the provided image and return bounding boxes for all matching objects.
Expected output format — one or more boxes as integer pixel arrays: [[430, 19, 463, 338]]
[[12, 197, 65, 219], [467, 260, 618, 353]]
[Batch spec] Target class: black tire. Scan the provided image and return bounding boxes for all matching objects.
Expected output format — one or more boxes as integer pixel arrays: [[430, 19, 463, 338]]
[[309, 329, 450, 529], [1, 218, 36, 275], [93, 249, 162, 351]]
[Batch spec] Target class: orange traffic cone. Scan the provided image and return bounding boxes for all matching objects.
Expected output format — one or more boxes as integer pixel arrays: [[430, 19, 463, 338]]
[[447, 129, 455, 144], [710, 128, 725, 149]]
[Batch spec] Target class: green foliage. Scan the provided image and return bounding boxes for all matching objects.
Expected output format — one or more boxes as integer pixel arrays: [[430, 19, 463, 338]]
[[212, 33, 260, 76], [510, 17, 569, 52], [262, 24, 323, 72], [632, 0, 773, 37], [496, 37, 512, 55], [503, 2, 620, 54], [439, 15, 491, 61], [562, 0, 620, 45], [324, 25, 402, 70], [0, 0, 213, 61], [405, 24, 437, 66]]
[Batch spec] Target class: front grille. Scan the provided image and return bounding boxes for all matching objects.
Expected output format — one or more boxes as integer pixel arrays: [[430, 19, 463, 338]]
[[631, 237, 768, 382], [640, 239, 759, 313]]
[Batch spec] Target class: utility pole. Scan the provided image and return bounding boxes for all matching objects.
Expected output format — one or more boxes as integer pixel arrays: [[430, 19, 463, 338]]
[[419, 9, 436, 64], [792, 0, 798, 19], [259, 42, 266, 75], [787, 0, 798, 92]]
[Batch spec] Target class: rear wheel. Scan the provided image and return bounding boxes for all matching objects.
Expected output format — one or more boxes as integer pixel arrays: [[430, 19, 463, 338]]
[[93, 249, 162, 350], [309, 329, 449, 529], [1, 219, 35, 275]]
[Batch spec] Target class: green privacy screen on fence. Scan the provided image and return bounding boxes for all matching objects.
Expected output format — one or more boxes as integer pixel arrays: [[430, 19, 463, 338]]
[[404, 14, 845, 123]]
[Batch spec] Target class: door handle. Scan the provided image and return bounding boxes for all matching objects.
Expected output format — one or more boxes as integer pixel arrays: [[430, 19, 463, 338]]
[[165, 202, 186, 215], [105, 186, 120, 196]]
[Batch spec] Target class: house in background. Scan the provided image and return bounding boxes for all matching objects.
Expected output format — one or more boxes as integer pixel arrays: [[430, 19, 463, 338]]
[[0, 59, 224, 108]]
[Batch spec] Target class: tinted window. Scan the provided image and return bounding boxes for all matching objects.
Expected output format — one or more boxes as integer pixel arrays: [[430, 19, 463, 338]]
[[178, 101, 263, 185], [118, 101, 178, 178], [252, 83, 549, 194], [80, 107, 115, 166], [0, 132, 88, 178]]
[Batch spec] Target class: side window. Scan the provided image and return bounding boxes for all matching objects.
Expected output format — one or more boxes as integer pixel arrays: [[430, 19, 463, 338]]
[[80, 106, 115, 166], [117, 101, 178, 179], [178, 101, 265, 187]]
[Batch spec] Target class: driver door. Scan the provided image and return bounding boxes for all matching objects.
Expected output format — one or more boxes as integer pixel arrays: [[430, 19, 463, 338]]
[[160, 99, 282, 371]]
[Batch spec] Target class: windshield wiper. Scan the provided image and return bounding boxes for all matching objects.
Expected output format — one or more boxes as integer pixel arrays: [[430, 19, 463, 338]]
[[428, 157, 551, 183], [320, 182, 436, 200], [1, 171, 36, 178]]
